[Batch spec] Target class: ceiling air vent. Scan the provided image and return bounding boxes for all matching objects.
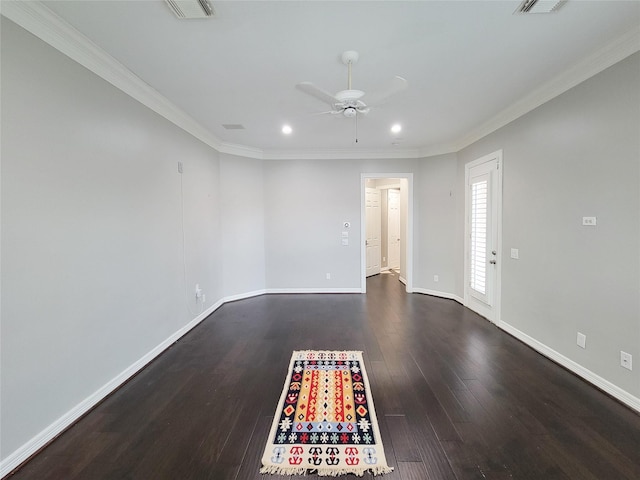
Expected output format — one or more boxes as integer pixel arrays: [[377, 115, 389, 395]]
[[222, 124, 245, 130], [165, 0, 214, 19], [515, 0, 566, 14]]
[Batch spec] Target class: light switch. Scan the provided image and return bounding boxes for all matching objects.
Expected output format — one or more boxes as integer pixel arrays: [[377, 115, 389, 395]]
[[342, 231, 349, 238], [577, 332, 586, 349], [510, 248, 519, 259], [341, 238, 349, 246]]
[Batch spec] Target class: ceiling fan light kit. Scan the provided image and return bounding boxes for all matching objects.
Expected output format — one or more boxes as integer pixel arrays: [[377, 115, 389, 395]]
[[296, 50, 408, 123]]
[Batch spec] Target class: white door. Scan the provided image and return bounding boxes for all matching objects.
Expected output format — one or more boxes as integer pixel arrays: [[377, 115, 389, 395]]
[[365, 188, 381, 277], [465, 151, 502, 323], [387, 189, 401, 270]]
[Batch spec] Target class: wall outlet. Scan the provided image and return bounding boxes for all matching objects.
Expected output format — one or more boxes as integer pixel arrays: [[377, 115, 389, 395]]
[[195, 284, 203, 299], [326, 273, 331, 280], [582, 216, 597, 226], [177, 161, 183, 174], [620, 351, 632, 371], [577, 332, 586, 349], [434, 275, 439, 282]]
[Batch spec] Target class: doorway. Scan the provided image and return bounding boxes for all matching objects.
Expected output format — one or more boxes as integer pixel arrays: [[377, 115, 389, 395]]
[[387, 188, 401, 272], [365, 187, 381, 277], [361, 174, 413, 293], [464, 150, 503, 323]]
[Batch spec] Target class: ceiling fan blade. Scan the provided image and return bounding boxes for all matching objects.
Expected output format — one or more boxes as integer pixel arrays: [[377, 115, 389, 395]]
[[311, 109, 343, 116], [366, 75, 408, 106], [296, 82, 338, 107]]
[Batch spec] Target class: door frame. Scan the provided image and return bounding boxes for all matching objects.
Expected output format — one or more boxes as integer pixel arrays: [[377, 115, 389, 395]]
[[361, 173, 413, 293], [464, 150, 503, 324]]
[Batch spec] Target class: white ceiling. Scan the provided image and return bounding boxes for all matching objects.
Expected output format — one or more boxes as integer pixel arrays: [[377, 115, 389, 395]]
[[29, 1, 640, 158]]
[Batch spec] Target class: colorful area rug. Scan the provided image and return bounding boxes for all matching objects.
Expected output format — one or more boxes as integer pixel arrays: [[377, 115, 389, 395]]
[[260, 350, 394, 477]]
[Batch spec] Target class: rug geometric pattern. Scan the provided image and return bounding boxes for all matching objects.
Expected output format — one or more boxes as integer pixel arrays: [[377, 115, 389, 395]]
[[260, 350, 394, 477]]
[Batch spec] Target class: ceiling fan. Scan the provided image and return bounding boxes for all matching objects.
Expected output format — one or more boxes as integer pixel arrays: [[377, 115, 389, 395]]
[[296, 51, 408, 118]]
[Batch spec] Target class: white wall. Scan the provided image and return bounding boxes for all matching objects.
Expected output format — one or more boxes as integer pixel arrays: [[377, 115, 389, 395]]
[[1, 18, 223, 460], [457, 53, 640, 400], [414, 154, 459, 295], [219, 154, 266, 297], [263, 158, 451, 291], [11, 5, 637, 470], [0, 17, 463, 463]]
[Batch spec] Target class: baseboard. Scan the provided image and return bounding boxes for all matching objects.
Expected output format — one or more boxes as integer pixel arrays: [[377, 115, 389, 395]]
[[0, 301, 221, 478], [0, 286, 366, 475], [222, 289, 268, 303], [13, 288, 635, 477], [499, 321, 640, 414], [412, 287, 464, 305], [265, 287, 362, 294]]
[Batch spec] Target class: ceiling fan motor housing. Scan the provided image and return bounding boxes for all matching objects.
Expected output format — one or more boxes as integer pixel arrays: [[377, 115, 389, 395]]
[[343, 107, 357, 118], [335, 89, 365, 102]]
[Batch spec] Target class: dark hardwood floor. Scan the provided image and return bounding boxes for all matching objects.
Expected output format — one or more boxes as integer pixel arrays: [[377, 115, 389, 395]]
[[9, 273, 640, 479]]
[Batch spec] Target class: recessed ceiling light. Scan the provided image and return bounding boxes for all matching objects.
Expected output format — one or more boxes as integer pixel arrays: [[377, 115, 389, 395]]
[[282, 125, 292, 135], [391, 124, 402, 134]]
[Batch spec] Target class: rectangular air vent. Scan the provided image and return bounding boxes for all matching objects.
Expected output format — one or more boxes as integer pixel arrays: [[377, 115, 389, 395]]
[[222, 124, 245, 130], [515, 0, 566, 14], [165, 0, 214, 19]]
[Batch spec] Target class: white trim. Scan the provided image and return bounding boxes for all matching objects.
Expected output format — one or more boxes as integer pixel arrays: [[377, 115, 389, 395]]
[[3, 2, 636, 161], [261, 148, 425, 161], [265, 288, 362, 294], [0, 300, 221, 478], [0, 1, 225, 153], [412, 287, 464, 305], [3, 287, 638, 475], [361, 174, 413, 294], [0, 285, 369, 476], [454, 27, 640, 151], [221, 289, 268, 303], [464, 150, 503, 324], [499, 321, 640, 414]]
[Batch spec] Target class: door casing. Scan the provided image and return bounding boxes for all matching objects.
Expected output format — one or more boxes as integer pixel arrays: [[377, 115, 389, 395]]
[[361, 174, 413, 293], [464, 150, 503, 324]]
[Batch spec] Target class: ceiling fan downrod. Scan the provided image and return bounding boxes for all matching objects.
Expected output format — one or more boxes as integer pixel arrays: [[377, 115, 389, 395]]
[[341, 50, 359, 91]]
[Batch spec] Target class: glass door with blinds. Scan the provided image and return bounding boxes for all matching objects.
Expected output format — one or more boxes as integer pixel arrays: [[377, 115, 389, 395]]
[[465, 151, 502, 323]]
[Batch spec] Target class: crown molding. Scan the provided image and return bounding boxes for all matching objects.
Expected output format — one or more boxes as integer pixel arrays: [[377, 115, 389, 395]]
[[0, 0, 225, 153], [216, 141, 265, 160], [260, 147, 424, 161], [454, 26, 640, 152], [3, 2, 638, 161]]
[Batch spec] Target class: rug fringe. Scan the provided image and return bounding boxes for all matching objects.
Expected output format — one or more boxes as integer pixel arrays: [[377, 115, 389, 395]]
[[260, 465, 394, 477], [259, 465, 308, 475]]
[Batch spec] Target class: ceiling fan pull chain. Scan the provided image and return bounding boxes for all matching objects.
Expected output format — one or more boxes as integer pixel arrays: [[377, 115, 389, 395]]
[[355, 114, 359, 143]]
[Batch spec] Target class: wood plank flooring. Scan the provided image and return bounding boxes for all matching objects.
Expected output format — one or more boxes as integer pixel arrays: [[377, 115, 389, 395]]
[[8, 272, 640, 479]]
